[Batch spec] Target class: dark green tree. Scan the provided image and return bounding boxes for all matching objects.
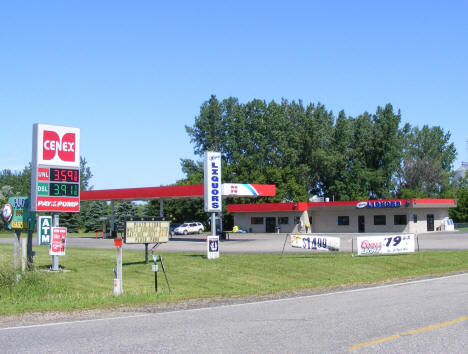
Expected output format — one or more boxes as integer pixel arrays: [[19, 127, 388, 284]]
[[397, 125, 456, 197], [114, 201, 137, 233]]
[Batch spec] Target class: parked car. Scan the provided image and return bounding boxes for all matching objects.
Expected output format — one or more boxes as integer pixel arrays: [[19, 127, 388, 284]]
[[174, 222, 204, 235], [169, 223, 181, 237]]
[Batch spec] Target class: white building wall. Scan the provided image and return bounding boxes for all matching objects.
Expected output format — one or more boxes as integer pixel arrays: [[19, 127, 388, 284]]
[[233, 211, 307, 233], [233, 207, 450, 234]]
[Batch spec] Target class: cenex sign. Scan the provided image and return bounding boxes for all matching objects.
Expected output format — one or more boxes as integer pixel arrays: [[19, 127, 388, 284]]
[[204, 151, 222, 212], [31, 124, 81, 212]]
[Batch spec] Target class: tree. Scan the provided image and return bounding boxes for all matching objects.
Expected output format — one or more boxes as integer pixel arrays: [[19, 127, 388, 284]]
[[114, 201, 137, 233], [80, 201, 108, 232], [449, 176, 468, 222], [397, 125, 456, 197]]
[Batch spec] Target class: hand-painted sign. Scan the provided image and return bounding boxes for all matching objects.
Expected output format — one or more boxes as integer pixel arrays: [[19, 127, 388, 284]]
[[356, 234, 415, 255], [290, 234, 340, 251], [2, 196, 35, 230], [37, 215, 52, 245], [31, 124, 80, 212], [49, 227, 67, 256], [204, 151, 222, 212]]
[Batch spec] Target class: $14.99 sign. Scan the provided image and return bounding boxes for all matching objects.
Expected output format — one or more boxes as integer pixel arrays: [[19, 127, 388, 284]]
[[290, 234, 340, 252]]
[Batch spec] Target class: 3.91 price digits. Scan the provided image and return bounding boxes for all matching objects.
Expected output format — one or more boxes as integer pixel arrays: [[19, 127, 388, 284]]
[[50, 183, 79, 197], [50, 168, 79, 182]]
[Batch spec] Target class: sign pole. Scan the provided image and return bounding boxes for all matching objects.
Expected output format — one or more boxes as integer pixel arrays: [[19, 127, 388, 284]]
[[51, 213, 60, 271], [21, 238, 27, 273], [211, 213, 216, 236], [27, 230, 33, 267], [13, 230, 21, 271]]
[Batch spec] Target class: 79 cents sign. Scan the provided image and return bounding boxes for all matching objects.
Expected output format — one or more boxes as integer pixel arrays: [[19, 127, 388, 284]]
[[30, 124, 81, 212]]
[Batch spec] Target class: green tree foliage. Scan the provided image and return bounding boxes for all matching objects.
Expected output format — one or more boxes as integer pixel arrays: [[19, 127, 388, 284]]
[[80, 201, 108, 232], [396, 125, 457, 197], [185, 96, 411, 202], [449, 176, 468, 222], [114, 201, 137, 233]]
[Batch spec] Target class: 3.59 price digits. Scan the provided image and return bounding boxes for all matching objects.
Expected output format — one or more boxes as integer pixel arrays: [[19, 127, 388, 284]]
[[50, 168, 79, 182], [50, 183, 79, 197]]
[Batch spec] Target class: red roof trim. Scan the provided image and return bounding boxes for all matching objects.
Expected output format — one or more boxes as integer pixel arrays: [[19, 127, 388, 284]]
[[81, 185, 204, 201], [412, 198, 456, 205]]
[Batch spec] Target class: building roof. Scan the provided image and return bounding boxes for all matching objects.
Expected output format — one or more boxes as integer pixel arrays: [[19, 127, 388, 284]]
[[227, 198, 457, 212]]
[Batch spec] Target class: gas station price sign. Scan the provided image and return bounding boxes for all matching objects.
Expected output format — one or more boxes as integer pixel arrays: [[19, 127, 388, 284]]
[[31, 124, 81, 213]]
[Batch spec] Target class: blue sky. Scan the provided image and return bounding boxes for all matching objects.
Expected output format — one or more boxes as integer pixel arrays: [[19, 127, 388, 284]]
[[1, 1, 466, 190]]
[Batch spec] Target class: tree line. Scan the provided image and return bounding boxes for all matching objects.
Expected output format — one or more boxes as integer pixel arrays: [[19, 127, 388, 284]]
[[1, 96, 467, 230]]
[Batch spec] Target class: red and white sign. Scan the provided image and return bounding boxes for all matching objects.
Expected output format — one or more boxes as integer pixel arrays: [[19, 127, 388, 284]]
[[36, 197, 80, 212], [33, 124, 80, 168], [49, 227, 67, 256], [31, 124, 81, 212]]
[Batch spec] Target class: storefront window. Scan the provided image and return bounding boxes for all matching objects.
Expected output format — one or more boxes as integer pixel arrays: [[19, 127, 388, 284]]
[[337, 216, 349, 225], [278, 217, 289, 225], [251, 217, 263, 225], [374, 215, 386, 225], [394, 215, 407, 225]]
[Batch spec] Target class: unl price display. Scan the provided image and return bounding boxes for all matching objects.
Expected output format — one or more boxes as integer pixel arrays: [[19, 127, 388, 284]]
[[50, 168, 79, 182], [50, 183, 79, 197]]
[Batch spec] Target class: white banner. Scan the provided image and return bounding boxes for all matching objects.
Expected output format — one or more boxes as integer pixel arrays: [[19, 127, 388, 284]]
[[290, 234, 340, 252], [204, 151, 222, 212], [357, 234, 416, 256]]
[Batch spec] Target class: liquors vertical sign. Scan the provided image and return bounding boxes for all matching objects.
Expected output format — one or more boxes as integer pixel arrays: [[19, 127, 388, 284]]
[[31, 124, 81, 212], [204, 151, 222, 212]]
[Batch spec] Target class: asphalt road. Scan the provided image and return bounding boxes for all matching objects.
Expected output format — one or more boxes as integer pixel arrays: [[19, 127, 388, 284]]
[[1, 273, 467, 353], [2, 230, 466, 254]]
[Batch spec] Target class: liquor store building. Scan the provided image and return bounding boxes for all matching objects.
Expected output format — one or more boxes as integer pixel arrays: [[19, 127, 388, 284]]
[[227, 199, 457, 234]]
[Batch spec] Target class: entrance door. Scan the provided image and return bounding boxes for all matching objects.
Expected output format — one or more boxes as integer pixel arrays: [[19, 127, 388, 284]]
[[427, 214, 434, 231], [358, 216, 365, 233], [265, 217, 276, 233]]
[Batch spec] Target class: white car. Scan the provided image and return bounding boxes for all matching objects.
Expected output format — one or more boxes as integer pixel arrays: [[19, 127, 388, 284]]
[[174, 222, 204, 235]]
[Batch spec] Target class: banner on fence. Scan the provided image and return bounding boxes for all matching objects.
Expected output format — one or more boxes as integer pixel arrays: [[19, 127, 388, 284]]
[[356, 234, 415, 256], [290, 234, 340, 252]]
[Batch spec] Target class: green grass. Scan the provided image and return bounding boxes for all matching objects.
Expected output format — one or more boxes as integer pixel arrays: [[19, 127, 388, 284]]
[[0, 231, 95, 238], [1, 244, 468, 316], [457, 227, 468, 232]]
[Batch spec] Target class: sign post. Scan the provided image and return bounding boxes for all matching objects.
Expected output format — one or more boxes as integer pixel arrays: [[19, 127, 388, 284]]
[[31, 124, 80, 271], [2, 196, 35, 272], [204, 151, 222, 259]]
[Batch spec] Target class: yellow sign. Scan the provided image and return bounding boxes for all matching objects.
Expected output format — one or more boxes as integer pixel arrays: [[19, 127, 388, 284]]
[[125, 221, 170, 244], [11, 221, 30, 229]]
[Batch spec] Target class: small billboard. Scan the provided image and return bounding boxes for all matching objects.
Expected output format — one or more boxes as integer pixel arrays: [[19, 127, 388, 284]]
[[124, 217, 170, 244]]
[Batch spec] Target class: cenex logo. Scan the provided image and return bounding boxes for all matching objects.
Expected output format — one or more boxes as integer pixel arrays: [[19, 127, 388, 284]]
[[43, 130, 76, 162]]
